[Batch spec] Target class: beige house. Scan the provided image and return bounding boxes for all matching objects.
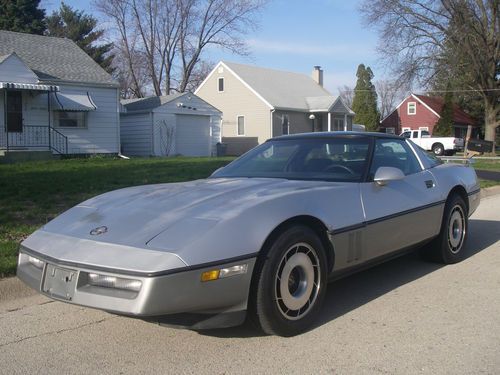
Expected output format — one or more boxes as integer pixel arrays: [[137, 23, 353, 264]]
[[195, 61, 354, 155]]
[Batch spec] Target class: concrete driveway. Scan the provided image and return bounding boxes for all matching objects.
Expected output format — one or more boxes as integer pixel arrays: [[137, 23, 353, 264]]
[[1, 195, 499, 374]]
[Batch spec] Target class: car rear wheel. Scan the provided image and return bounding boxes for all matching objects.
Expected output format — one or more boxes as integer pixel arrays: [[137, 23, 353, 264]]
[[249, 225, 327, 336], [420, 194, 468, 263], [432, 143, 445, 156]]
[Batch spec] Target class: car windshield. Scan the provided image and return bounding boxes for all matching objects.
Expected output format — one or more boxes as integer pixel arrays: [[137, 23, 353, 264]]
[[212, 137, 371, 182]]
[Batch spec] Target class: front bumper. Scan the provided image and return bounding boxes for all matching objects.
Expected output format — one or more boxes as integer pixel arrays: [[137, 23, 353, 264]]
[[17, 247, 256, 329]]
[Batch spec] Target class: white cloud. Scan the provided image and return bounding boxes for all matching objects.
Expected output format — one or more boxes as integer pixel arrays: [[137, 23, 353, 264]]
[[246, 39, 376, 60]]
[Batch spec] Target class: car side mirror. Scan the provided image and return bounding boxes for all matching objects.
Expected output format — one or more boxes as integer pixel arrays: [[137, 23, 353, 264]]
[[373, 166, 405, 186]]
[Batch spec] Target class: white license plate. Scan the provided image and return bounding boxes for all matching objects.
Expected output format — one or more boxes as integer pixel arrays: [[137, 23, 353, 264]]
[[42, 264, 78, 301]]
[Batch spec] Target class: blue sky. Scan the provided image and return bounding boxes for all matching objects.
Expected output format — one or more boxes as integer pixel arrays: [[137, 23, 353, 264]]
[[41, 0, 383, 94]]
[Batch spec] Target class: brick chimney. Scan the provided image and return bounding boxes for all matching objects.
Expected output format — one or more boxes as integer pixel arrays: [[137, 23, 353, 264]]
[[312, 66, 323, 87]]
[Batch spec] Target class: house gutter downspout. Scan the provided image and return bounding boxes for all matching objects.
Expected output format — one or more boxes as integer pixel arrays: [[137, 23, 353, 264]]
[[270, 109, 275, 139]]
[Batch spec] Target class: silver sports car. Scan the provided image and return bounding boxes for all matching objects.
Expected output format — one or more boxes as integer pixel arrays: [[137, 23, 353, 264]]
[[17, 132, 480, 336]]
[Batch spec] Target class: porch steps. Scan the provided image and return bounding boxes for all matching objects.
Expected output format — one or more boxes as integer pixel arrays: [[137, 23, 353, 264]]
[[0, 150, 55, 164]]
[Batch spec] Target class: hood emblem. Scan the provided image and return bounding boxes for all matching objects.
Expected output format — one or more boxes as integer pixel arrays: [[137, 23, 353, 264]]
[[90, 226, 108, 236]]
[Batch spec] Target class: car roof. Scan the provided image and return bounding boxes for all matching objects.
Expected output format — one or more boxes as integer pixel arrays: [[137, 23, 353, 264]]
[[270, 131, 402, 141]]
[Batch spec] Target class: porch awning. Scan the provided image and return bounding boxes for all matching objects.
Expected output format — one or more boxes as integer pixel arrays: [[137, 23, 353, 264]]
[[0, 82, 59, 91], [51, 91, 97, 111]]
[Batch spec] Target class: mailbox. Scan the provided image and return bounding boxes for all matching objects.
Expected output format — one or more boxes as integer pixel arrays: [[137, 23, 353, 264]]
[[467, 139, 494, 153]]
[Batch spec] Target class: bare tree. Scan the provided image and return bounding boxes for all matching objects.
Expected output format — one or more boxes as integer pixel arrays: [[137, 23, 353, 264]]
[[338, 85, 354, 109], [95, 0, 266, 96], [96, 0, 146, 97], [361, 0, 499, 149], [177, 0, 265, 92], [375, 80, 408, 119]]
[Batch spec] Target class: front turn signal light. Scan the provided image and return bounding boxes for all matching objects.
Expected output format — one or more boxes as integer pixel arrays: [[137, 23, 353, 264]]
[[201, 264, 248, 282], [201, 270, 220, 282]]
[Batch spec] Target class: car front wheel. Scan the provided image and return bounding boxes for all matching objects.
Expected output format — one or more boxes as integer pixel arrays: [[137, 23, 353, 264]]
[[250, 225, 327, 336]]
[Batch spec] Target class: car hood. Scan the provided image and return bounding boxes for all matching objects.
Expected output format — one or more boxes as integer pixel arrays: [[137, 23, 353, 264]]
[[22, 177, 361, 272], [39, 178, 338, 249]]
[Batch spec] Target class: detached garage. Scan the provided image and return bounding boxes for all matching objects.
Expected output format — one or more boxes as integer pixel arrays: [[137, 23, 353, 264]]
[[120, 93, 221, 156]]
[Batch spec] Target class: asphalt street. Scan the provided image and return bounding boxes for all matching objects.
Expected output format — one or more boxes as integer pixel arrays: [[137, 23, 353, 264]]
[[1, 194, 499, 374]]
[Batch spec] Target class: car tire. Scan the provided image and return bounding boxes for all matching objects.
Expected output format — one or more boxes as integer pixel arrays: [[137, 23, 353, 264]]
[[432, 143, 445, 156], [249, 225, 328, 336], [420, 194, 468, 264]]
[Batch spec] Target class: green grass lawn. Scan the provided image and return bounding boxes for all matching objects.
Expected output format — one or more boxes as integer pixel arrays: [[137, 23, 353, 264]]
[[473, 159, 500, 172], [473, 159, 500, 188], [0, 156, 234, 277]]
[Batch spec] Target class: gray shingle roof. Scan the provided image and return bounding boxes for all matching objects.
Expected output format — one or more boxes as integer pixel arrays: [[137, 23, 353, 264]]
[[121, 93, 184, 111], [222, 61, 335, 111], [0, 30, 116, 85]]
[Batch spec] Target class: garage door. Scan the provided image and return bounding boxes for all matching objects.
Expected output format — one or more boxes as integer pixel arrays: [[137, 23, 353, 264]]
[[176, 114, 211, 156]]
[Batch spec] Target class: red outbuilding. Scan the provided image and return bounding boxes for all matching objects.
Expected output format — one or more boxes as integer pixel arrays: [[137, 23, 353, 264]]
[[380, 94, 479, 138]]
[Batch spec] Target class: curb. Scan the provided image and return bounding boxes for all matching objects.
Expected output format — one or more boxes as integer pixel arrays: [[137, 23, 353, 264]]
[[481, 185, 500, 199]]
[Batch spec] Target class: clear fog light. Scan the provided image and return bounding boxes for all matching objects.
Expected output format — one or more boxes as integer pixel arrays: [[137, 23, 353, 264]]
[[88, 273, 142, 292], [28, 256, 44, 269], [219, 264, 248, 278]]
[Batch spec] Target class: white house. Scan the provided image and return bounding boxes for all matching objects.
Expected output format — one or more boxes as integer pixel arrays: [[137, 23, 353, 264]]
[[120, 93, 222, 157], [0, 30, 120, 156], [195, 61, 355, 155]]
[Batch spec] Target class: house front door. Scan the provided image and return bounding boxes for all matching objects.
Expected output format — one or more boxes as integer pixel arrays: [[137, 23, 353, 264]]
[[6, 91, 23, 133]]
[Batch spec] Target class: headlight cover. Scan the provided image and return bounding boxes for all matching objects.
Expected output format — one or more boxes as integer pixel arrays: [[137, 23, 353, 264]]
[[87, 273, 142, 292]]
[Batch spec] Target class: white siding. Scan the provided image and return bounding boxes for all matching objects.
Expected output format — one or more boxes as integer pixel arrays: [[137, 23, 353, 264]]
[[176, 114, 211, 156], [152, 112, 176, 156], [121, 93, 221, 157], [210, 115, 222, 155], [52, 84, 119, 154], [196, 65, 272, 144], [120, 113, 152, 156], [331, 99, 348, 113], [0, 54, 38, 84]]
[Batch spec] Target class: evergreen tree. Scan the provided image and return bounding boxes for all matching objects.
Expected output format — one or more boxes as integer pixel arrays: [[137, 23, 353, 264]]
[[0, 0, 46, 34], [46, 3, 114, 73], [351, 64, 380, 131], [433, 87, 454, 137]]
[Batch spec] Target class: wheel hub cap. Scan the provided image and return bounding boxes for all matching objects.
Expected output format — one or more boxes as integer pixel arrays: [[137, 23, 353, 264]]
[[275, 243, 320, 320], [448, 205, 465, 253]]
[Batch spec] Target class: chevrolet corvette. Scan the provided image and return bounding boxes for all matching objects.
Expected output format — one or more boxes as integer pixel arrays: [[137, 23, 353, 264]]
[[17, 132, 480, 336]]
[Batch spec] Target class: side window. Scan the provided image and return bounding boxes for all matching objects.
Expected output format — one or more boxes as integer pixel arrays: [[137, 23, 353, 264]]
[[407, 102, 416, 115], [412, 131, 418, 138], [217, 77, 224, 92], [237, 116, 245, 135], [282, 114, 289, 135], [402, 131, 411, 138], [369, 139, 421, 179]]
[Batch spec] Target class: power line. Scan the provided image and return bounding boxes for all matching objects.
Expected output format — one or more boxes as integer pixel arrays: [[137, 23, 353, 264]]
[[339, 88, 500, 93]]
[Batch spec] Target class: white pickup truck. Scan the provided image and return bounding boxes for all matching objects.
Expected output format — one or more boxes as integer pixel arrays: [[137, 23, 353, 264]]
[[400, 129, 464, 156]]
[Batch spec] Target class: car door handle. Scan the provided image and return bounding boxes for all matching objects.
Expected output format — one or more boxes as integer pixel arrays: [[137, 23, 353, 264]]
[[425, 180, 435, 189]]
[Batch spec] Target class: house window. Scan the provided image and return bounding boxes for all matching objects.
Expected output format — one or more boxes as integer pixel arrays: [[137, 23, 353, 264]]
[[282, 114, 289, 135], [6, 91, 23, 132], [237, 116, 245, 136], [385, 127, 395, 134], [55, 111, 87, 128], [407, 102, 416, 115], [218, 77, 224, 92]]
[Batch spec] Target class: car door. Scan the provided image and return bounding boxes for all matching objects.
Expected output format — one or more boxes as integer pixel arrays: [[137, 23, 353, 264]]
[[359, 138, 443, 260]]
